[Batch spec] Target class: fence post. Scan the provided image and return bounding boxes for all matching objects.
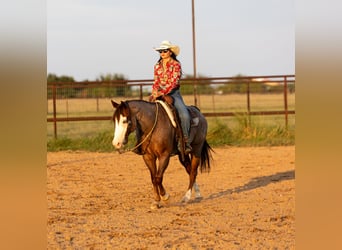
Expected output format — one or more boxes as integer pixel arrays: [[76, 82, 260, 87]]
[[66, 98, 69, 118], [139, 84, 143, 100], [96, 97, 99, 112], [246, 81, 251, 126], [193, 78, 198, 106], [52, 83, 57, 139], [283, 76, 289, 129]]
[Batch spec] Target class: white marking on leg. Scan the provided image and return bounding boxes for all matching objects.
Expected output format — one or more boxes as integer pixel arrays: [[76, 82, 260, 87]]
[[182, 189, 192, 203], [160, 193, 170, 201], [193, 182, 201, 199], [150, 201, 161, 209]]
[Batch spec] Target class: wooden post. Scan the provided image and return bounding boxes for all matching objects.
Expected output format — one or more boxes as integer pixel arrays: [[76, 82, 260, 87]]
[[247, 81, 251, 126], [284, 76, 289, 129], [52, 83, 57, 139], [192, 0, 198, 106], [139, 84, 143, 100]]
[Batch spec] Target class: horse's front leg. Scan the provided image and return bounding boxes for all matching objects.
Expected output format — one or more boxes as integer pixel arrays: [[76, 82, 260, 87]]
[[157, 155, 171, 202], [143, 154, 161, 209]]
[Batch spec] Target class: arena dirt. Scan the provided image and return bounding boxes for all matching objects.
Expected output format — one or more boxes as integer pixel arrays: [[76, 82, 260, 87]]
[[47, 146, 295, 249]]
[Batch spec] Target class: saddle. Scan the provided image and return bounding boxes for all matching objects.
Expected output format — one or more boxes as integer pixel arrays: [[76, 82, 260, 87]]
[[156, 97, 200, 160], [188, 106, 200, 127], [156, 98, 200, 128], [134, 97, 200, 158]]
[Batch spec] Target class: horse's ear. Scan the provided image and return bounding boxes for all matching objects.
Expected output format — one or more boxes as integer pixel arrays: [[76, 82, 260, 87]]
[[111, 100, 119, 108]]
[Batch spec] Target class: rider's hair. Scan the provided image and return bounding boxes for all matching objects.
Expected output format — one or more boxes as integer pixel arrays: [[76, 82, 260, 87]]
[[156, 52, 183, 77]]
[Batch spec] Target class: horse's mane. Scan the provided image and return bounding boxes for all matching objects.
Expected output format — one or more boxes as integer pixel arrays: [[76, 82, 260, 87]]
[[113, 101, 129, 121]]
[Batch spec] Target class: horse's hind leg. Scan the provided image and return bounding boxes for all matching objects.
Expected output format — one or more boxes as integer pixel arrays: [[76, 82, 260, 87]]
[[179, 154, 191, 174], [181, 156, 200, 203], [193, 182, 201, 199]]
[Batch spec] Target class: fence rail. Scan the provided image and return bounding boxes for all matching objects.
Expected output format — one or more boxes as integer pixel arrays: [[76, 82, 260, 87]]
[[47, 74, 295, 138]]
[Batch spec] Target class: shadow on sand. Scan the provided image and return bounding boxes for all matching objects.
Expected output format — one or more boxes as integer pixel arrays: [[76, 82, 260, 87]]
[[205, 169, 295, 201]]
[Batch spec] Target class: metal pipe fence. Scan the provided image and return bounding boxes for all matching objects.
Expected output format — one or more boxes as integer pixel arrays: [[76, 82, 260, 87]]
[[47, 75, 295, 139]]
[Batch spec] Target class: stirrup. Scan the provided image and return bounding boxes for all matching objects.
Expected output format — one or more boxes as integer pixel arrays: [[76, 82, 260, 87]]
[[177, 141, 191, 154], [184, 144, 192, 155]]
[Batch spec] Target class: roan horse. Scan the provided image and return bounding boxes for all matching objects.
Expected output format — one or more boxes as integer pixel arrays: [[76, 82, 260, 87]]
[[111, 99, 213, 209]]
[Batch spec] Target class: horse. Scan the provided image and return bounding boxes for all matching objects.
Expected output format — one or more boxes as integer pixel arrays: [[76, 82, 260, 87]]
[[111, 99, 213, 209]]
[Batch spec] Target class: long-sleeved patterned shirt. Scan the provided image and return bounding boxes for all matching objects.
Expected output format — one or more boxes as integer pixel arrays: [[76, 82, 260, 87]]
[[152, 59, 181, 97]]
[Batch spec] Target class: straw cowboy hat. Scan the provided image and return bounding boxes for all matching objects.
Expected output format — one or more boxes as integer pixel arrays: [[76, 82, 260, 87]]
[[154, 40, 180, 56]]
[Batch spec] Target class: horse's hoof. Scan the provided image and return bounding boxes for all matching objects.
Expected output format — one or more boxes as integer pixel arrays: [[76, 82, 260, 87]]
[[194, 196, 203, 202], [195, 193, 202, 199], [160, 193, 170, 201], [181, 196, 190, 203], [181, 189, 192, 203], [150, 201, 161, 209]]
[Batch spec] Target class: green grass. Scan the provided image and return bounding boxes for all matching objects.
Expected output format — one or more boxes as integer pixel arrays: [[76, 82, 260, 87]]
[[47, 116, 294, 152], [47, 130, 114, 152], [206, 115, 294, 147]]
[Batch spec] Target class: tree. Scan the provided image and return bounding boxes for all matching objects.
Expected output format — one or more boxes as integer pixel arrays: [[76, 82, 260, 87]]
[[47, 73, 76, 98], [181, 74, 214, 95], [95, 73, 130, 97], [215, 74, 251, 94], [47, 73, 75, 83]]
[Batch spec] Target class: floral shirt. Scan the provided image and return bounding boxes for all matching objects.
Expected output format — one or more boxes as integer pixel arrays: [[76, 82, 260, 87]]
[[152, 59, 181, 97]]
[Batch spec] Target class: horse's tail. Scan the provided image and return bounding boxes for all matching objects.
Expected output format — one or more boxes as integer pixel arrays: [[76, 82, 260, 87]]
[[200, 140, 214, 173]]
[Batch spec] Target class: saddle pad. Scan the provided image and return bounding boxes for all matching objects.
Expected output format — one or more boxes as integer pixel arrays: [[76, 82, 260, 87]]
[[155, 100, 177, 127]]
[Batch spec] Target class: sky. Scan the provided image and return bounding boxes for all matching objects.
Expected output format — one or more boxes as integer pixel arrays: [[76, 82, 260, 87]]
[[47, 0, 295, 81]]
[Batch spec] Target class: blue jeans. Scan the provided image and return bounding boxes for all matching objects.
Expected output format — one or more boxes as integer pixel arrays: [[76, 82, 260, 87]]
[[169, 89, 190, 138]]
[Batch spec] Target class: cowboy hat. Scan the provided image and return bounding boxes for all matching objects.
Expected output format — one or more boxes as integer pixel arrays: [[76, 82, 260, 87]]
[[154, 40, 180, 56]]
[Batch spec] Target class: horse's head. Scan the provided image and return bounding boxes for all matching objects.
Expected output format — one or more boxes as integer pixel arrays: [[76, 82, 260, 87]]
[[111, 100, 133, 149]]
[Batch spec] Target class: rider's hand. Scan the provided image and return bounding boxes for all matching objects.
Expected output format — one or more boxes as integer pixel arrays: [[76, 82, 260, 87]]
[[149, 95, 156, 102], [162, 95, 174, 105]]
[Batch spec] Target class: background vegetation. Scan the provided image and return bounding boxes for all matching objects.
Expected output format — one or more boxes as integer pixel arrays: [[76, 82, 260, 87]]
[[47, 116, 295, 152], [47, 73, 295, 98]]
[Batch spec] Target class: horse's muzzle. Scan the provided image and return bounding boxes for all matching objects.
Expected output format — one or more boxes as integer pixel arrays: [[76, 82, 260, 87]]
[[112, 138, 128, 149], [112, 139, 123, 149]]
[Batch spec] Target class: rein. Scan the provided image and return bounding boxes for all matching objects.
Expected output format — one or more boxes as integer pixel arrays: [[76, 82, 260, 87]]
[[120, 102, 159, 154]]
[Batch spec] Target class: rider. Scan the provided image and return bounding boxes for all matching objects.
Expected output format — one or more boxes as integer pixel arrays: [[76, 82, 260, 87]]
[[149, 40, 192, 155]]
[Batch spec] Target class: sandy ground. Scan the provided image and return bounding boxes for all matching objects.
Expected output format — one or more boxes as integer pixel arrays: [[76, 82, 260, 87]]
[[47, 146, 295, 249]]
